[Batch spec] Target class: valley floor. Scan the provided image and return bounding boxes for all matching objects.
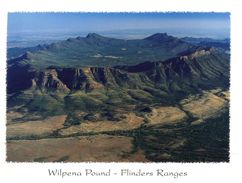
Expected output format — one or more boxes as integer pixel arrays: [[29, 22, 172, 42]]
[[6, 89, 229, 162]]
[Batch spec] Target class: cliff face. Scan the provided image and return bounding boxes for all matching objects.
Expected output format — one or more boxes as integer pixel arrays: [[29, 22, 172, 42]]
[[7, 48, 229, 95]]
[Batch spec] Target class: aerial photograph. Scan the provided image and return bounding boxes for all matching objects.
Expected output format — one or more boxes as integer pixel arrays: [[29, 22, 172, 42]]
[[6, 12, 230, 162]]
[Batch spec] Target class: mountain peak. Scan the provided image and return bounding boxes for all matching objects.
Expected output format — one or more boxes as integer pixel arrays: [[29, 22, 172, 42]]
[[144, 33, 171, 41], [86, 33, 103, 39]]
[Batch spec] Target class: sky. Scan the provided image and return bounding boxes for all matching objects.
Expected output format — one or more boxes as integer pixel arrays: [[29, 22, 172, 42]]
[[8, 12, 230, 41]]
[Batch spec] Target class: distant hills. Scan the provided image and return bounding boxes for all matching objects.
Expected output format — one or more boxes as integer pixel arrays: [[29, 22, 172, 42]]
[[181, 37, 230, 51], [7, 33, 230, 61], [7, 33, 195, 68]]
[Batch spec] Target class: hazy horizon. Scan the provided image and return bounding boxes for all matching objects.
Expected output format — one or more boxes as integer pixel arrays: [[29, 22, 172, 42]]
[[7, 12, 230, 48]]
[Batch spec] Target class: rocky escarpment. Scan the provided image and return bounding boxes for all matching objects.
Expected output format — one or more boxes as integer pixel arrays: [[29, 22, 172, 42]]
[[7, 48, 229, 95], [116, 48, 229, 90]]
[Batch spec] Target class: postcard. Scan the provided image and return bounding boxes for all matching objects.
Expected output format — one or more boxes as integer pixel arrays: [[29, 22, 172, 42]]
[[1, 0, 241, 183]]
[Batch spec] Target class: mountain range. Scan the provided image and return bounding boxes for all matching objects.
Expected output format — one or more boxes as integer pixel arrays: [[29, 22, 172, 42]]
[[7, 33, 229, 114], [6, 33, 230, 162]]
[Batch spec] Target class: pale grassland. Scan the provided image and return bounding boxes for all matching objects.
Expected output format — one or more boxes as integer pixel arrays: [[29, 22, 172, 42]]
[[59, 113, 144, 135], [180, 91, 228, 119], [145, 106, 188, 126], [7, 135, 148, 162], [6, 111, 25, 125], [7, 115, 66, 139], [219, 91, 230, 101]]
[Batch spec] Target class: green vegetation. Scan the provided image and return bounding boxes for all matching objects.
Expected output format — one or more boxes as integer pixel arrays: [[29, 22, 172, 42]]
[[127, 89, 154, 103], [28, 94, 64, 115], [64, 112, 83, 126], [64, 92, 104, 112]]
